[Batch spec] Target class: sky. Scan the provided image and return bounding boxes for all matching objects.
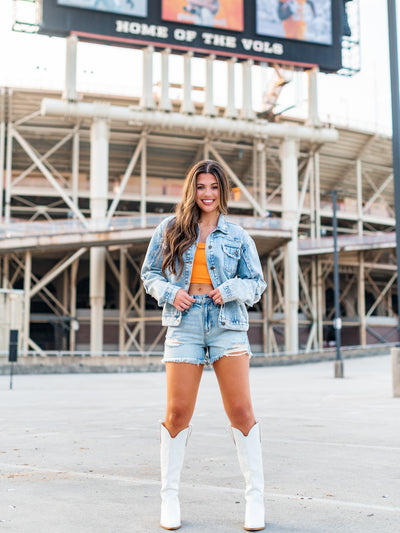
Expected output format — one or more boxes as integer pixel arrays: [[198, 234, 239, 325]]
[[0, 0, 393, 136]]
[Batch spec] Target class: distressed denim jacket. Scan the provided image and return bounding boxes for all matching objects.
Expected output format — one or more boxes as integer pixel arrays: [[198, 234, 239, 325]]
[[141, 214, 267, 331]]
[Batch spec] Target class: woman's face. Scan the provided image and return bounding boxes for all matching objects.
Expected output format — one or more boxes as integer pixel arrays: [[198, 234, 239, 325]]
[[195, 172, 220, 215]]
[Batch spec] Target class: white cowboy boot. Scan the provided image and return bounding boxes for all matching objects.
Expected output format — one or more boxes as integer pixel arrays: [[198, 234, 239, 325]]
[[231, 423, 265, 531], [160, 424, 191, 530]]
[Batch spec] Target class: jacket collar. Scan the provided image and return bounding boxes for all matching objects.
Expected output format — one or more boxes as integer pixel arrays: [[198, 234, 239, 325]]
[[217, 213, 229, 234], [196, 213, 228, 235]]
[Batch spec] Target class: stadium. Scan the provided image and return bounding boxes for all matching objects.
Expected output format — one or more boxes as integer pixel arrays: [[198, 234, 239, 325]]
[[1, 0, 398, 366]]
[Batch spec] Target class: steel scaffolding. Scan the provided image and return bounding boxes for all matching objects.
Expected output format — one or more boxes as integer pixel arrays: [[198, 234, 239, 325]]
[[0, 48, 397, 358]]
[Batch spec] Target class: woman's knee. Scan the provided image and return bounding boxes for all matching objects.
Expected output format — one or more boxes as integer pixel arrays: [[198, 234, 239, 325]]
[[165, 402, 193, 429], [227, 403, 255, 429]]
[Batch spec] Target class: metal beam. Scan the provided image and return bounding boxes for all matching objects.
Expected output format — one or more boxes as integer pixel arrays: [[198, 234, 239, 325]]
[[12, 128, 88, 226], [30, 248, 87, 298], [106, 135, 145, 222], [208, 144, 266, 216], [41, 99, 339, 143]]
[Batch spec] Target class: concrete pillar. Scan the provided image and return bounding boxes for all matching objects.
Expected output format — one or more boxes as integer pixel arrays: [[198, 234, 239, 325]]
[[140, 46, 156, 110], [23, 251, 31, 355], [356, 159, 363, 235], [281, 138, 299, 353], [358, 251, 367, 346], [258, 142, 267, 212], [314, 152, 321, 239], [307, 67, 322, 127], [0, 103, 5, 220], [241, 60, 255, 120], [90, 118, 109, 355], [63, 34, 78, 102], [160, 48, 172, 112], [391, 347, 400, 397], [181, 52, 195, 114], [2, 255, 9, 289], [262, 262, 268, 354], [69, 259, 78, 352], [62, 270, 69, 350], [72, 130, 80, 211], [140, 134, 147, 227], [203, 55, 216, 116], [316, 257, 324, 348], [119, 247, 127, 352], [5, 122, 13, 225], [225, 58, 237, 119]]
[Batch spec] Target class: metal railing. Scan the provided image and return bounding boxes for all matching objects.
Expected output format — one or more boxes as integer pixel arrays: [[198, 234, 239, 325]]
[[0, 214, 291, 241]]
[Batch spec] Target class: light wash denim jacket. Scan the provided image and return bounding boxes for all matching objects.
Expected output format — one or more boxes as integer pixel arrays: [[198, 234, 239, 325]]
[[141, 214, 267, 331]]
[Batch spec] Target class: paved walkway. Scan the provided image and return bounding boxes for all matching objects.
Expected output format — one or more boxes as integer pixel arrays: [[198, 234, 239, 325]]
[[1, 355, 400, 533]]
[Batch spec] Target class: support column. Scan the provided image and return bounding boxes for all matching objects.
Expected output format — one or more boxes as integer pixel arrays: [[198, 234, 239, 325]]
[[316, 256, 324, 348], [311, 258, 318, 350], [119, 247, 127, 353], [225, 58, 237, 119], [358, 251, 367, 346], [160, 48, 172, 112], [63, 34, 78, 102], [258, 142, 267, 213], [23, 251, 31, 355], [5, 122, 13, 225], [181, 52, 195, 114], [69, 258, 79, 352], [307, 67, 322, 127], [2, 255, 9, 289], [314, 152, 321, 238], [90, 118, 109, 355], [204, 55, 216, 116], [281, 138, 299, 353], [252, 141, 258, 217], [72, 130, 80, 212], [356, 159, 363, 235], [140, 133, 147, 227], [262, 261, 268, 354], [0, 98, 5, 220], [140, 46, 156, 110], [241, 60, 255, 120]]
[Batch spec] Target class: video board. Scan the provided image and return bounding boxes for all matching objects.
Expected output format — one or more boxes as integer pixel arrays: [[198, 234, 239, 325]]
[[37, 0, 344, 72]]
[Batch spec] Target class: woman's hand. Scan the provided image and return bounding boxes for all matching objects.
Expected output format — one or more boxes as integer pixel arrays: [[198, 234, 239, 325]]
[[173, 289, 196, 311], [209, 287, 223, 306]]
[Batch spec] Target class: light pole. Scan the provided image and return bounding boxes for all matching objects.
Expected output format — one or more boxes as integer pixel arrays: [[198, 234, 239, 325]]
[[387, 0, 400, 396], [332, 190, 344, 378], [387, 0, 400, 333]]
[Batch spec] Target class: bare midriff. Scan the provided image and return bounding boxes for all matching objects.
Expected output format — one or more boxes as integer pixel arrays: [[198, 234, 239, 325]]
[[188, 283, 213, 295]]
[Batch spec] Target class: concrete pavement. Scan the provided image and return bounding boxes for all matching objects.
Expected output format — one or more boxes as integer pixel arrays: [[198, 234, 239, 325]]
[[1, 355, 400, 533]]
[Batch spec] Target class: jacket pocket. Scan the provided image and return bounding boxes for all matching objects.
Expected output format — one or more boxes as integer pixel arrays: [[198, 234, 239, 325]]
[[222, 243, 241, 275]]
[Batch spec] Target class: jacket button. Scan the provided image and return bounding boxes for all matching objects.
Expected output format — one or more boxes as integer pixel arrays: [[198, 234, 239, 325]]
[[210, 266, 215, 270], [222, 321, 225, 325], [209, 245, 212, 249]]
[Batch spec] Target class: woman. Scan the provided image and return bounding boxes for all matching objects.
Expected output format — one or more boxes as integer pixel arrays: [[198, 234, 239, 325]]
[[141, 160, 267, 531]]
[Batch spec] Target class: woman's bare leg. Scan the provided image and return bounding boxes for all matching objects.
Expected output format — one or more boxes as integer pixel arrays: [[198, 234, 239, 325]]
[[164, 362, 204, 437], [213, 353, 256, 435]]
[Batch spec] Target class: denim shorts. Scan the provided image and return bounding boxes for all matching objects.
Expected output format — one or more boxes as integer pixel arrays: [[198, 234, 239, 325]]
[[163, 295, 252, 366]]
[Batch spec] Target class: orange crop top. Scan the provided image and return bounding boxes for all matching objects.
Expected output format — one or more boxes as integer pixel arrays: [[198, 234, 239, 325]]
[[190, 243, 212, 284]]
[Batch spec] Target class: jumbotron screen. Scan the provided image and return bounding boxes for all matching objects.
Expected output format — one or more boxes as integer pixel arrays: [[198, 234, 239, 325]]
[[256, 0, 332, 46], [39, 0, 344, 72], [57, 1, 148, 18]]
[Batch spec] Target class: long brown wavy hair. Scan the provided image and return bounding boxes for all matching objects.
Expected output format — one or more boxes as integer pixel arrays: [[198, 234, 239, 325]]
[[161, 159, 230, 278]]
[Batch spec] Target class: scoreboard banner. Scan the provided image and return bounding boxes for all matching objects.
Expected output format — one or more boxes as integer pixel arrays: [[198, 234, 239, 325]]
[[38, 0, 344, 72]]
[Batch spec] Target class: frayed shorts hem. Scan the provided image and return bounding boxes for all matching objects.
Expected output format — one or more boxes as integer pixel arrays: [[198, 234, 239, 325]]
[[162, 348, 253, 367]]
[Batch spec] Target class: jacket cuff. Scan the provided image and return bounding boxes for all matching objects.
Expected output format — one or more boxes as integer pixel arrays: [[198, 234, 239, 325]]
[[163, 284, 181, 306], [219, 280, 234, 303]]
